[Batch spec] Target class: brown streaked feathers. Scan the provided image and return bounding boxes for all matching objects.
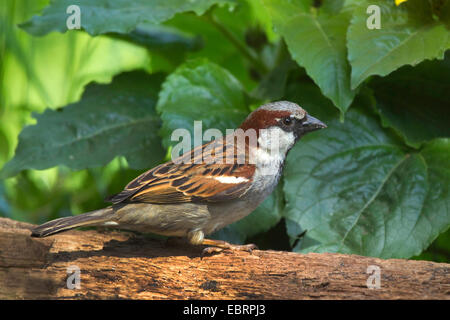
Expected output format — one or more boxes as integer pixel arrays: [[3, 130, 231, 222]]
[[106, 137, 255, 205]]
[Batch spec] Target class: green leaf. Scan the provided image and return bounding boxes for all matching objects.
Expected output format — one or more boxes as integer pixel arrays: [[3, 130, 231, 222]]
[[347, 0, 450, 89], [166, 1, 265, 90], [370, 53, 450, 148], [283, 78, 340, 121], [413, 228, 450, 263], [106, 22, 204, 72], [108, 22, 203, 52], [251, 58, 296, 101], [3, 7, 152, 110], [156, 59, 249, 149], [20, 0, 233, 36], [0, 71, 166, 178], [320, 0, 345, 15], [262, 0, 356, 114], [0, 128, 9, 166], [283, 87, 450, 259]]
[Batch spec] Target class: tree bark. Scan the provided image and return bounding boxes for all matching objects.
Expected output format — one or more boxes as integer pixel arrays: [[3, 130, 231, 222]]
[[0, 217, 448, 300]]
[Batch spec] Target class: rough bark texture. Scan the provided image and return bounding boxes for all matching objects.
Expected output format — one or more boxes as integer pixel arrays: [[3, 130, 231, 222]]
[[0, 217, 449, 300]]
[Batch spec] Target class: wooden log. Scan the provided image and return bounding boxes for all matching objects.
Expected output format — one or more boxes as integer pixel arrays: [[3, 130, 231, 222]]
[[0, 217, 448, 299]]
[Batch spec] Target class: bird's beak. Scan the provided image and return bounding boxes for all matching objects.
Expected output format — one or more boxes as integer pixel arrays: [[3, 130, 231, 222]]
[[303, 114, 327, 132], [295, 114, 326, 139]]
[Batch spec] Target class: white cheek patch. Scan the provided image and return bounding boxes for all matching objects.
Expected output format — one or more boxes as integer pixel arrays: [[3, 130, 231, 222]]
[[255, 127, 295, 177], [258, 127, 295, 154], [213, 176, 249, 184]]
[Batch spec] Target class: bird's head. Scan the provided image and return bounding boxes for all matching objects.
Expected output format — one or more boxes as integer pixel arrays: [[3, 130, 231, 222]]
[[239, 101, 327, 155]]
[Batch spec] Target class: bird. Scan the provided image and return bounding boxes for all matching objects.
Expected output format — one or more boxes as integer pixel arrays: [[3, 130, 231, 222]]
[[31, 101, 326, 253]]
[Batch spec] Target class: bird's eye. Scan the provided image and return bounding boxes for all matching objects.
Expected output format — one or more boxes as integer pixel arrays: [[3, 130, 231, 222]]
[[282, 117, 293, 126]]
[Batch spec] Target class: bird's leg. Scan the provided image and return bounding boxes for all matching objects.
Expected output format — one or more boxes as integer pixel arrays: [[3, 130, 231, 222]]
[[188, 230, 257, 255]]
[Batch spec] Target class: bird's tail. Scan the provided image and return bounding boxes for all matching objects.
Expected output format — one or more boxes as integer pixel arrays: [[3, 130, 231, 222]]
[[31, 207, 115, 237]]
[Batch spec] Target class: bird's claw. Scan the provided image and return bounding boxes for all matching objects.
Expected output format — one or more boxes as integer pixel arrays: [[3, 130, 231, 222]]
[[230, 243, 258, 253], [201, 243, 258, 257], [202, 246, 224, 256]]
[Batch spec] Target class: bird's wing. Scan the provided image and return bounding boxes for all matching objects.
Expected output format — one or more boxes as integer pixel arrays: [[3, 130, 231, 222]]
[[106, 139, 255, 204]]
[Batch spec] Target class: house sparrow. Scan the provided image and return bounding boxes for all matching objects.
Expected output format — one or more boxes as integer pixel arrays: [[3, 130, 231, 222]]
[[31, 101, 326, 252]]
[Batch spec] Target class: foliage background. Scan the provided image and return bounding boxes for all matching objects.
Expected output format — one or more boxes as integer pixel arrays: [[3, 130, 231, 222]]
[[0, 0, 449, 262]]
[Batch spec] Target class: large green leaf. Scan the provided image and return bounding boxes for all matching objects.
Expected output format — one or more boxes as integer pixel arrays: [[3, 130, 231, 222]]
[[0, 71, 166, 178], [0, 128, 9, 166], [262, 0, 356, 114], [107, 22, 204, 72], [108, 22, 203, 52], [370, 53, 450, 148], [166, 0, 266, 90], [251, 58, 296, 101], [348, 0, 450, 89], [17, 0, 205, 71], [283, 85, 450, 259], [20, 0, 232, 36], [156, 59, 249, 149], [1, 0, 153, 163], [413, 228, 450, 263]]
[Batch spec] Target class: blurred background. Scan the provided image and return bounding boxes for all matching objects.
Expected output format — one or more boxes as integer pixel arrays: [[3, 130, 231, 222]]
[[0, 0, 155, 226]]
